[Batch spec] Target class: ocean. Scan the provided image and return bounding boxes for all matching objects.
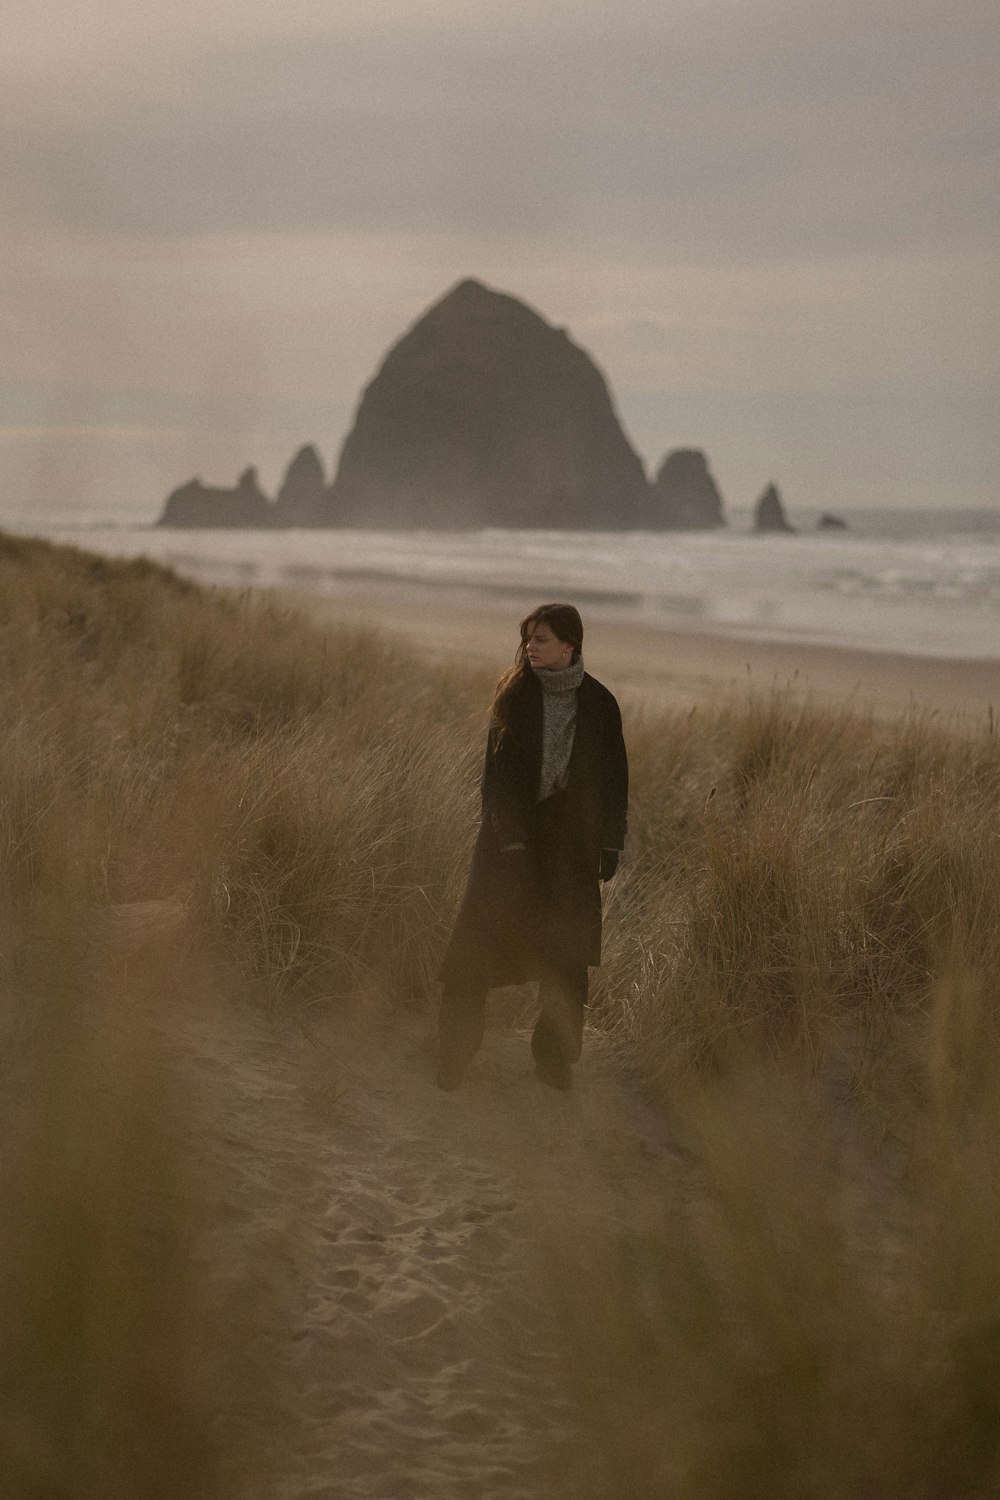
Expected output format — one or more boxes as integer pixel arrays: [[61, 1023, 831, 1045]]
[[15, 505, 1000, 662]]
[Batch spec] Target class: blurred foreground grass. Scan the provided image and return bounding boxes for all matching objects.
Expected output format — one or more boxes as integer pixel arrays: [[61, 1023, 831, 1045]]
[[2, 528, 999, 1496]]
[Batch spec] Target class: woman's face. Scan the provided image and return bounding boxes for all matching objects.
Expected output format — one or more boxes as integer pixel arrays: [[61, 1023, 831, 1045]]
[[524, 620, 572, 670]]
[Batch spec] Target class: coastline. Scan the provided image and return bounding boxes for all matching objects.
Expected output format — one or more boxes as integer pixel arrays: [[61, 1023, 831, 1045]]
[[278, 576, 999, 725], [21, 522, 1000, 704]]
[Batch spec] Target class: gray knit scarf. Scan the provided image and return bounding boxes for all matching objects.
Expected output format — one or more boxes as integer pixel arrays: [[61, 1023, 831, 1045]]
[[532, 655, 585, 801]]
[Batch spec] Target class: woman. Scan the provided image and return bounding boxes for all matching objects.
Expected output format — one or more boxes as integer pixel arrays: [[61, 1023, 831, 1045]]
[[438, 602, 628, 1091]]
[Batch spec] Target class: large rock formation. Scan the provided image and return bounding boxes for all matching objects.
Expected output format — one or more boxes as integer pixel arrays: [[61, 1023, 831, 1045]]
[[327, 278, 652, 528], [817, 511, 848, 530], [651, 449, 726, 528], [753, 483, 796, 533], [158, 467, 272, 528], [272, 444, 327, 526]]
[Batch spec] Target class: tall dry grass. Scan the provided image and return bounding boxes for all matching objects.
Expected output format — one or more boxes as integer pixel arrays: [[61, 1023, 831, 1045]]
[[0, 530, 481, 1017], [600, 692, 1000, 1117], [562, 686, 1000, 1496], [557, 967, 1000, 1499], [0, 531, 482, 1492], [1, 909, 233, 1497], [3, 527, 1000, 1495]]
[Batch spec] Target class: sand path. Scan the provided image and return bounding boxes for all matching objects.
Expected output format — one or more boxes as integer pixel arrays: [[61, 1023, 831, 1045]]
[[183, 1002, 679, 1498]]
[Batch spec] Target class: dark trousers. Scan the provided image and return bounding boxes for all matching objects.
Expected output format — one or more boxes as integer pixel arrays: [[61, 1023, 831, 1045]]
[[439, 961, 589, 1076]]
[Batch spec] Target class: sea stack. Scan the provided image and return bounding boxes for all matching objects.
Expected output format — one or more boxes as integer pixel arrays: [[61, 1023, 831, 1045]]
[[327, 278, 652, 529], [753, 483, 796, 533], [273, 444, 327, 526], [651, 449, 726, 528], [158, 466, 272, 528]]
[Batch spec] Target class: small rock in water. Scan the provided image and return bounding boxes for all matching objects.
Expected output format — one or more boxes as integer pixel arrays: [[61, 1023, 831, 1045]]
[[753, 482, 796, 533], [651, 448, 727, 529]]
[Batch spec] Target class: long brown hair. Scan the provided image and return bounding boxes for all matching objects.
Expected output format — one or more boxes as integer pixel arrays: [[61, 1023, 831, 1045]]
[[490, 602, 584, 743]]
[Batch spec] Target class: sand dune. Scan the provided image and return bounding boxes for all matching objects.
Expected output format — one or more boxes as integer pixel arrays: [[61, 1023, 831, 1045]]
[[185, 580, 992, 1494], [7, 534, 996, 1494]]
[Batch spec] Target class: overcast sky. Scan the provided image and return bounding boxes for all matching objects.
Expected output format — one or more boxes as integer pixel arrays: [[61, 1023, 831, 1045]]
[[3, 0, 997, 522]]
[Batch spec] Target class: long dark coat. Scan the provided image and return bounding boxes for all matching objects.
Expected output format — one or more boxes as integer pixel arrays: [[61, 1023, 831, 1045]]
[[440, 668, 628, 994]]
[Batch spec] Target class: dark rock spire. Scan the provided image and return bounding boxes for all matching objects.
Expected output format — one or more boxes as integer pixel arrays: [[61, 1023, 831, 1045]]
[[328, 278, 652, 529]]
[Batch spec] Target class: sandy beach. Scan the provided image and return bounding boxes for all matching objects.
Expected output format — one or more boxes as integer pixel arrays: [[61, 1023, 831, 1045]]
[[283, 577, 999, 724]]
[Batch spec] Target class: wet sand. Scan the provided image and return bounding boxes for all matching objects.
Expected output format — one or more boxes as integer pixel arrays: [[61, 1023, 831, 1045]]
[[281, 577, 999, 724]]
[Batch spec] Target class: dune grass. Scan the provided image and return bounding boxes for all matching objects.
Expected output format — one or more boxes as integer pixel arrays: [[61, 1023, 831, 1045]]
[[553, 967, 1000, 1499], [2, 527, 999, 1495], [600, 692, 1000, 1110], [0, 530, 480, 1016]]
